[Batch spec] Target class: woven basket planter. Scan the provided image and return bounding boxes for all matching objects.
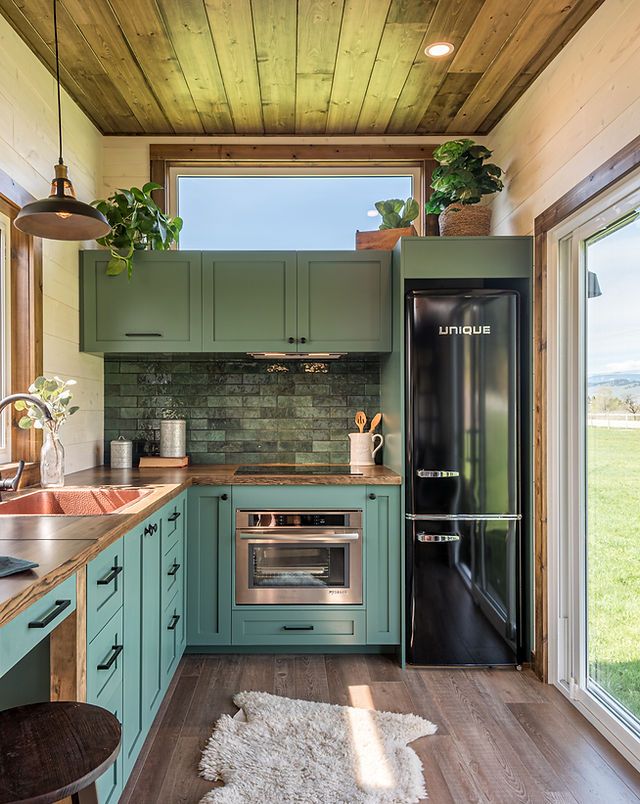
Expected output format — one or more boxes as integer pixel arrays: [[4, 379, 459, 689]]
[[438, 204, 492, 236]]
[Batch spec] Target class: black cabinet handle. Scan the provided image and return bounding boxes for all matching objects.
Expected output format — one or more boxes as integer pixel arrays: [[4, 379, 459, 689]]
[[167, 511, 181, 522], [97, 564, 123, 586], [97, 644, 123, 671], [282, 625, 314, 631], [220, 493, 229, 501], [288, 337, 295, 344], [153, 523, 158, 533], [167, 562, 181, 577], [144, 522, 159, 536], [299, 337, 307, 344], [168, 614, 181, 631], [28, 599, 71, 629], [125, 332, 162, 337], [368, 493, 377, 500]]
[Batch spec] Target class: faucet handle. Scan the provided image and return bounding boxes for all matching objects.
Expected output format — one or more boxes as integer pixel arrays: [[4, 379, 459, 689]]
[[1, 459, 25, 492]]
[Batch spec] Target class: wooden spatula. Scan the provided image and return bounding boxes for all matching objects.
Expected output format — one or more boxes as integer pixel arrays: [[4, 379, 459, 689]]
[[369, 412, 382, 433], [355, 411, 367, 433]]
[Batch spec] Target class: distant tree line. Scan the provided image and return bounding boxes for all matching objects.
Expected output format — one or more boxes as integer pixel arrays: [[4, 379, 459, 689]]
[[589, 387, 640, 415]]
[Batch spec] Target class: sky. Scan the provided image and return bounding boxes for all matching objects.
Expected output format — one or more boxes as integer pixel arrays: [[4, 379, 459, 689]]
[[177, 175, 414, 250], [587, 216, 640, 376]]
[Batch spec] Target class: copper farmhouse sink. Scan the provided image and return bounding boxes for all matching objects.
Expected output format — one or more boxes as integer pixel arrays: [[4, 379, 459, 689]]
[[0, 488, 150, 516]]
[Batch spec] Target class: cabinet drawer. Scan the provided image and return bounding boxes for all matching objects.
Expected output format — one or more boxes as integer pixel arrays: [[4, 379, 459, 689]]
[[87, 538, 124, 643], [162, 494, 185, 554], [162, 539, 183, 607], [161, 592, 184, 686], [87, 607, 124, 705], [232, 609, 366, 646], [93, 671, 124, 804], [0, 575, 76, 676]]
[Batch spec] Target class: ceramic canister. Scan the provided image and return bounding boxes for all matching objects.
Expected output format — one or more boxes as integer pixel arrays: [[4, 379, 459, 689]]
[[110, 436, 133, 468], [160, 419, 187, 458], [348, 432, 383, 466]]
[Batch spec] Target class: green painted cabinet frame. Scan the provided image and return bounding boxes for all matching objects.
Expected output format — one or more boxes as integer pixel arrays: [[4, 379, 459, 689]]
[[365, 486, 401, 644], [187, 486, 233, 646], [80, 251, 202, 352]]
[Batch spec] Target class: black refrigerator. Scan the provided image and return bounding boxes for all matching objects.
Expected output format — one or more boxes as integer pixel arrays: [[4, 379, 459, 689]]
[[406, 289, 522, 666]]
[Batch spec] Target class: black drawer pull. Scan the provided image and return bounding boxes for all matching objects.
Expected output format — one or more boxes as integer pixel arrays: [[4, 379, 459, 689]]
[[28, 599, 71, 629], [167, 562, 181, 577], [282, 625, 314, 631], [167, 511, 181, 522], [97, 564, 123, 586], [97, 644, 123, 671], [168, 614, 181, 631], [125, 332, 162, 337]]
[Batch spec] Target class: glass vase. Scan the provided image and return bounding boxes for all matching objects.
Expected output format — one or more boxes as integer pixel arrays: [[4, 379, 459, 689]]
[[40, 425, 65, 488]]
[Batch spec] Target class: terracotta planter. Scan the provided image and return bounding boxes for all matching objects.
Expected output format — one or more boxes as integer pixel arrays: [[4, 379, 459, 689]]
[[355, 225, 417, 250], [438, 204, 491, 236]]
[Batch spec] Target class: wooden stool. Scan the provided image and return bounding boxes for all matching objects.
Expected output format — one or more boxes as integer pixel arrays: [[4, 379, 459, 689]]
[[0, 701, 121, 804]]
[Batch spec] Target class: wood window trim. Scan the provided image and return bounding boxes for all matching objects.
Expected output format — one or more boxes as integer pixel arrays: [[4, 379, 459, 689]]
[[149, 143, 439, 235], [0, 166, 43, 486], [532, 133, 640, 682]]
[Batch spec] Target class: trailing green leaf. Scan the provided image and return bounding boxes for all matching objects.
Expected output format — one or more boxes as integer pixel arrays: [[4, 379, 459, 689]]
[[91, 184, 182, 280]]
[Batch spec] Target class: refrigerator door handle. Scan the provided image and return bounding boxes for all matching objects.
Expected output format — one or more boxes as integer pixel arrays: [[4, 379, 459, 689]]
[[417, 532, 461, 543], [406, 513, 521, 521], [416, 469, 460, 478]]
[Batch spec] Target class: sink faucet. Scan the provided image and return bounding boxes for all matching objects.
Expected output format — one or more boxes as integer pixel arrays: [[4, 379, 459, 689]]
[[0, 394, 53, 493]]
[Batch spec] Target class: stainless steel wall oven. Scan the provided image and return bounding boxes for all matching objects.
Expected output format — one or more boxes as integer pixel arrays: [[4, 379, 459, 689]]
[[235, 510, 363, 605]]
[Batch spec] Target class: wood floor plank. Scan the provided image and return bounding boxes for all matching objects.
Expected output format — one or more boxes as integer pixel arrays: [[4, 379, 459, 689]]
[[325, 653, 371, 706], [274, 654, 296, 698], [294, 654, 331, 703], [365, 652, 405, 682]]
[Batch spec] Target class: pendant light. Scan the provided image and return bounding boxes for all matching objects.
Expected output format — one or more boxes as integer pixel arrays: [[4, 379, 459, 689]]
[[14, 0, 110, 241]]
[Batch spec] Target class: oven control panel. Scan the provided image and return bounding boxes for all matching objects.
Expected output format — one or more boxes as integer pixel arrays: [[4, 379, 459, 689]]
[[237, 510, 362, 529]]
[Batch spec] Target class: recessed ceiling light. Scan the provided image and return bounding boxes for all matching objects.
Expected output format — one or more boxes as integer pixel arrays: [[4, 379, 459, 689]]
[[367, 209, 378, 217], [425, 41, 455, 58]]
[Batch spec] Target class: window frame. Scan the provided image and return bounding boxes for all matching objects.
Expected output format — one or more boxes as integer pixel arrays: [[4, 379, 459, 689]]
[[0, 210, 11, 464]]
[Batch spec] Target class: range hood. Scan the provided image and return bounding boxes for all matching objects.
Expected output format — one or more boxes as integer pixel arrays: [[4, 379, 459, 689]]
[[248, 352, 344, 360]]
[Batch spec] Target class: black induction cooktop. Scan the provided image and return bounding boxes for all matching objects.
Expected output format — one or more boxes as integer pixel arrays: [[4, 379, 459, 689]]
[[235, 465, 363, 476]]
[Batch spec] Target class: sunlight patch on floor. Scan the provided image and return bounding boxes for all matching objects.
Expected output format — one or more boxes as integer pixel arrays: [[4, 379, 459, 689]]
[[346, 685, 395, 790]]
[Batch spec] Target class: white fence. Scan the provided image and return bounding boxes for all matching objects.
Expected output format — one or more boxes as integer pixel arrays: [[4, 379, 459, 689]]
[[588, 413, 640, 429]]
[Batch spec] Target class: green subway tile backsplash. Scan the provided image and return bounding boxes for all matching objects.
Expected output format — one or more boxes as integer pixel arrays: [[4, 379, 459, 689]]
[[104, 354, 381, 465]]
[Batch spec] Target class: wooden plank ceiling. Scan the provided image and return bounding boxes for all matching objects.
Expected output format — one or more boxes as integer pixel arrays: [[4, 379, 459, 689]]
[[0, 0, 605, 136]]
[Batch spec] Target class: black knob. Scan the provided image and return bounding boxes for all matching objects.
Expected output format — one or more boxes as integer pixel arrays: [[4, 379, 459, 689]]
[[221, 493, 229, 501], [288, 337, 295, 344], [369, 493, 377, 500], [299, 337, 307, 344]]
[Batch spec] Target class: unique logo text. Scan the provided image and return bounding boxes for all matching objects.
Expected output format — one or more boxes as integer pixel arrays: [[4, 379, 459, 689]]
[[438, 325, 491, 336]]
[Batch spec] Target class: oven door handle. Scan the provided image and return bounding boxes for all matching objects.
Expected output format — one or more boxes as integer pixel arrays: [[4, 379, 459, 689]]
[[237, 532, 360, 542]]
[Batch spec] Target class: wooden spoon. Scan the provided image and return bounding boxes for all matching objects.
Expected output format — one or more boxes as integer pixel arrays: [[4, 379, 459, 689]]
[[355, 411, 367, 433], [369, 412, 382, 433]]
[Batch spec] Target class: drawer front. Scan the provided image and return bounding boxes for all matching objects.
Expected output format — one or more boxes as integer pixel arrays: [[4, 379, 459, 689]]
[[232, 609, 366, 646], [162, 538, 184, 607], [0, 575, 76, 676], [94, 673, 124, 804], [87, 606, 124, 705], [161, 591, 185, 686], [162, 493, 185, 554], [87, 537, 124, 643]]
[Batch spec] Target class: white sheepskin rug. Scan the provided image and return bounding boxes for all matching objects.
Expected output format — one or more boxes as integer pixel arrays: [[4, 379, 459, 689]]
[[198, 690, 437, 803]]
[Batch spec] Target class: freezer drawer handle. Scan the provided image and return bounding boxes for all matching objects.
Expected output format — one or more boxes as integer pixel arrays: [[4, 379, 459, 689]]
[[417, 470, 459, 478], [417, 532, 460, 543]]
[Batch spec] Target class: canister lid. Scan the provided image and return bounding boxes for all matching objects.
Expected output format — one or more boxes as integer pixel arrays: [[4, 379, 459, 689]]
[[111, 436, 132, 446]]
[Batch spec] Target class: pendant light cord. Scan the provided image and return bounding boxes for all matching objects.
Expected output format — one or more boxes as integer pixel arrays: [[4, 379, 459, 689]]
[[53, 0, 63, 165]]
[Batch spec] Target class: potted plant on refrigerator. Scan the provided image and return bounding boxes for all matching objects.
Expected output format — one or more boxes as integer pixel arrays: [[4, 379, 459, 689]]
[[356, 197, 419, 250], [425, 139, 504, 236]]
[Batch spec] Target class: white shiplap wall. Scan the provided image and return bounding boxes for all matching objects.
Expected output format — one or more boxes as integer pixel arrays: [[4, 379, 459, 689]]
[[488, 0, 640, 235], [0, 15, 104, 473]]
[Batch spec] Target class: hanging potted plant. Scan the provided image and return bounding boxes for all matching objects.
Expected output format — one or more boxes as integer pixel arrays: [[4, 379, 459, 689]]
[[14, 376, 80, 488], [356, 197, 419, 250], [91, 183, 183, 278], [425, 139, 504, 236]]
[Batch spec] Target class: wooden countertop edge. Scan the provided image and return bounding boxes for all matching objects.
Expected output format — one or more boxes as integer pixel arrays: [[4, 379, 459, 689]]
[[0, 467, 401, 627]]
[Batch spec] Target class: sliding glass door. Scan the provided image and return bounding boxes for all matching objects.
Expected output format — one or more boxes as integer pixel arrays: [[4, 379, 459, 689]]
[[584, 214, 640, 732]]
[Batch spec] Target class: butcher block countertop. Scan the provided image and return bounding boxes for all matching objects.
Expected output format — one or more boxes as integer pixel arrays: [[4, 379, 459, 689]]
[[0, 463, 401, 628]]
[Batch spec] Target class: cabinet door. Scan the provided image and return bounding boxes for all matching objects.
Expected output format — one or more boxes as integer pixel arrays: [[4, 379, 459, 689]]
[[140, 515, 163, 729], [202, 252, 296, 351], [122, 527, 144, 779], [297, 251, 391, 352], [365, 486, 401, 644], [81, 250, 202, 352], [187, 487, 232, 645]]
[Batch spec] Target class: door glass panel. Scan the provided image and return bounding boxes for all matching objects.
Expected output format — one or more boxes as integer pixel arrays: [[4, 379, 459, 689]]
[[585, 213, 640, 727], [249, 544, 348, 588]]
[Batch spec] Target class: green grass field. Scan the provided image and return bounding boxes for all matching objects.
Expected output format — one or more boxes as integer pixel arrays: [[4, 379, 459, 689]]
[[587, 426, 640, 720]]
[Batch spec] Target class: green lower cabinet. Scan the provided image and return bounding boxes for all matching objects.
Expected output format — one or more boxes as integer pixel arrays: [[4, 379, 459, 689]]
[[141, 513, 163, 730], [122, 527, 144, 780], [365, 486, 401, 645], [187, 487, 232, 646], [232, 609, 366, 646], [94, 677, 124, 804]]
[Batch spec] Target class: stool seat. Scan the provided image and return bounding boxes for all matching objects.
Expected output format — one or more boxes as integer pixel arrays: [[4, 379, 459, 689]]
[[0, 701, 121, 804]]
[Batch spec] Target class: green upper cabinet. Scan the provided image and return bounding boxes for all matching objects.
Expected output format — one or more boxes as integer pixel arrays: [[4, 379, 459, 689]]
[[297, 252, 391, 352], [202, 252, 297, 352], [80, 251, 202, 352]]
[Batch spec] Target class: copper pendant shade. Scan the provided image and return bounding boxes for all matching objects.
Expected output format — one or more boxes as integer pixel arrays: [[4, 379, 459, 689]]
[[13, 0, 109, 242]]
